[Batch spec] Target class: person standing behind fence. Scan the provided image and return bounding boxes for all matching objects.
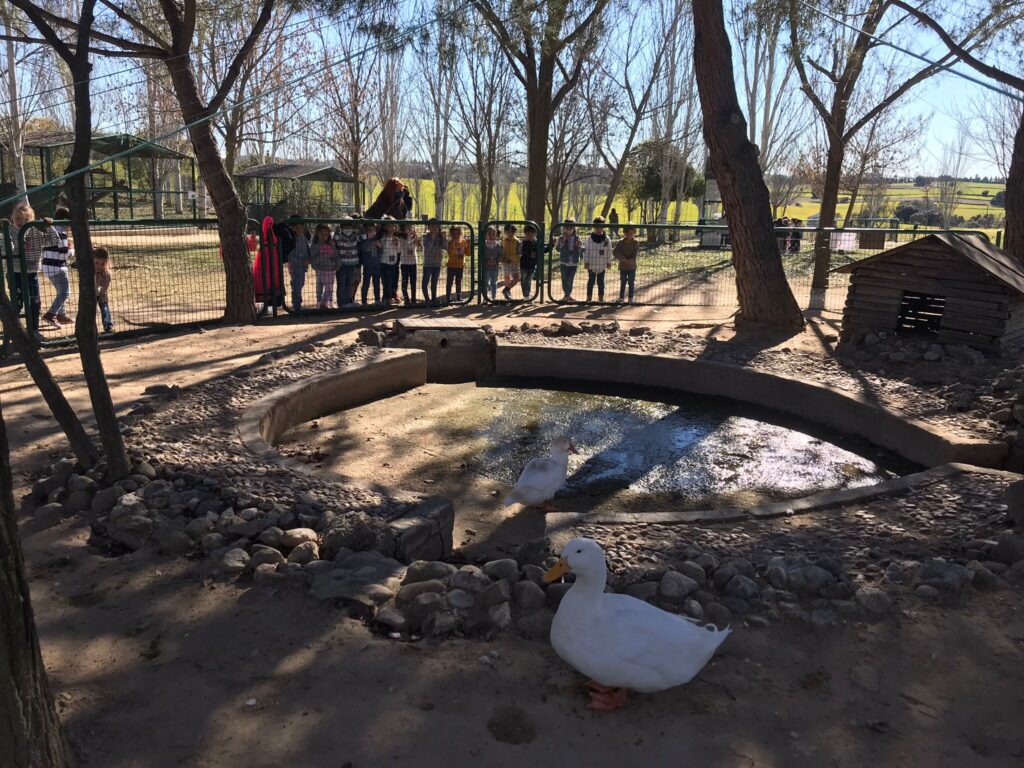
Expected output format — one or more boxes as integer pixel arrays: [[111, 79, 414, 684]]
[[10, 202, 57, 343], [483, 226, 502, 300], [446, 225, 469, 303], [334, 216, 361, 308], [310, 224, 339, 309], [400, 223, 420, 305], [583, 216, 613, 303], [608, 208, 620, 237], [614, 224, 639, 304], [380, 217, 402, 305], [519, 224, 539, 299], [359, 222, 382, 305], [41, 205, 74, 328], [788, 219, 803, 253], [555, 218, 582, 302], [93, 246, 114, 333], [282, 215, 310, 312], [421, 218, 446, 305], [501, 224, 520, 300]]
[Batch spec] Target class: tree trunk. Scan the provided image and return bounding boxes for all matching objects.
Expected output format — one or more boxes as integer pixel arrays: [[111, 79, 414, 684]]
[[0, 400, 72, 768], [811, 137, 845, 290], [2, 22, 27, 198], [165, 59, 255, 324], [1003, 117, 1024, 262], [692, 0, 803, 331], [67, 32, 132, 481], [525, 85, 554, 225]]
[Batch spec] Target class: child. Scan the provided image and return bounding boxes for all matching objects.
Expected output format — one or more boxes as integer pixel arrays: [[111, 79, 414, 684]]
[[500, 223, 520, 300], [421, 218, 446, 305], [93, 246, 114, 332], [614, 224, 639, 303], [519, 224, 539, 299], [445, 225, 469, 303], [555, 218, 582, 302], [285, 215, 310, 312], [41, 205, 73, 327], [583, 215, 613, 302], [310, 223, 339, 309], [333, 216, 362, 308], [483, 226, 502, 300], [359, 222, 382, 305], [10, 202, 58, 342], [379, 217, 402, 305], [400, 223, 420, 305]]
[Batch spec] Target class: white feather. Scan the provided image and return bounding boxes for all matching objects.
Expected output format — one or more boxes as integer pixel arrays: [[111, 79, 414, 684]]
[[504, 440, 571, 507]]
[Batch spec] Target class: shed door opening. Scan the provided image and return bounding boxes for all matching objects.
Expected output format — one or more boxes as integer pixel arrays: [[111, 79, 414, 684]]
[[898, 291, 946, 334]]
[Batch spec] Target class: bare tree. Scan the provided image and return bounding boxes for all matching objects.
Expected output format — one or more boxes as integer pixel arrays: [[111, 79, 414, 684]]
[[452, 20, 514, 225], [375, 50, 409, 186], [961, 86, 1022, 180], [693, 0, 804, 330], [546, 96, 592, 223]]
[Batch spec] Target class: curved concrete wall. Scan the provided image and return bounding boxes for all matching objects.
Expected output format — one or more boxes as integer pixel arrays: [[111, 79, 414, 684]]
[[494, 343, 1006, 469], [238, 349, 428, 478]]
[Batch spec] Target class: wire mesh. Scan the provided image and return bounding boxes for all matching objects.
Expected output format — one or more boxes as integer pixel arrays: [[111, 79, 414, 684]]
[[478, 220, 544, 304]]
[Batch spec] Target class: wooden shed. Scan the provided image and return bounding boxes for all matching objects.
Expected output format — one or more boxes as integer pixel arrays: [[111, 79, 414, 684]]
[[834, 233, 1024, 352]]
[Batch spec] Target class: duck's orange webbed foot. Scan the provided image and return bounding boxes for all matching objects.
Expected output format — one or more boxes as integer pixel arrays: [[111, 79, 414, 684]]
[[586, 682, 629, 711]]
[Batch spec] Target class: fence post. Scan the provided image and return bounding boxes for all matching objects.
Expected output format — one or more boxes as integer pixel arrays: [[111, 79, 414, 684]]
[[996, 230, 1003, 249]]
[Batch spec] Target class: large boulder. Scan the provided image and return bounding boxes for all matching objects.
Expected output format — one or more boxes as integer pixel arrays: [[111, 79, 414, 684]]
[[391, 496, 454, 563], [320, 512, 395, 560]]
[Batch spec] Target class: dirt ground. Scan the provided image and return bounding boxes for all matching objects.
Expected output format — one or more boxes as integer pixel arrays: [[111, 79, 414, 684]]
[[6, 306, 1024, 767]]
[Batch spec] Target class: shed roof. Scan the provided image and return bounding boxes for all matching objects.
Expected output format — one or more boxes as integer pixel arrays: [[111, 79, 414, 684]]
[[233, 163, 357, 183], [833, 233, 1024, 295], [2, 130, 188, 160]]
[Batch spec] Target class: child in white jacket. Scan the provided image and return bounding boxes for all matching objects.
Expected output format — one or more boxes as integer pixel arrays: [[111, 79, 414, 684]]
[[583, 215, 613, 303]]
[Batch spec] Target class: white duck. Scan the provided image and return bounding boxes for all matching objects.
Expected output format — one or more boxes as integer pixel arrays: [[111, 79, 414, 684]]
[[503, 436, 576, 512], [544, 537, 731, 711]]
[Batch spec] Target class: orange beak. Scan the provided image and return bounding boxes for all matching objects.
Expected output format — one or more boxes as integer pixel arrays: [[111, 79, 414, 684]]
[[544, 558, 570, 583]]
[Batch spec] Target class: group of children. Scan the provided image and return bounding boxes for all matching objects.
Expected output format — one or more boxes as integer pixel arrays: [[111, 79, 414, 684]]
[[554, 215, 641, 303], [7, 202, 114, 343], [281, 214, 513, 309]]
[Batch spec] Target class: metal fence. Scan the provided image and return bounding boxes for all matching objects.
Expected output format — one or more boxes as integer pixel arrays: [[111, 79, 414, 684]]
[[477, 220, 544, 304], [0, 215, 997, 355]]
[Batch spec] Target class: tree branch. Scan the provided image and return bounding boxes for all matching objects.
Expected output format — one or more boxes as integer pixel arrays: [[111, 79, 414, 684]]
[[97, 0, 170, 49], [890, 0, 1024, 92], [207, 0, 276, 114], [7, 2, 165, 57]]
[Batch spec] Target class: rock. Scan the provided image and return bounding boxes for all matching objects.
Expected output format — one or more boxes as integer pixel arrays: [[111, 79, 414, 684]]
[[711, 564, 739, 591], [520, 564, 547, 586], [724, 574, 760, 600], [321, 512, 395, 559], [423, 610, 461, 637], [915, 584, 941, 599], [446, 588, 476, 611], [279, 527, 318, 550], [487, 602, 513, 630], [683, 599, 703, 620], [914, 558, 973, 593], [253, 563, 287, 586], [391, 496, 454, 563], [719, 597, 751, 616], [883, 560, 917, 585], [966, 561, 1008, 590], [397, 579, 448, 607], [514, 538, 551, 566], [483, 559, 520, 584], [703, 602, 732, 629], [357, 328, 385, 347], [374, 607, 407, 632], [765, 565, 788, 590], [515, 612, 553, 639], [449, 566, 491, 594], [200, 532, 227, 553], [221, 548, 251, 573], [809, 608, 837, 629], [511, 580, 546, 610], [108, 512, 154, 551], [546, 582, 572, 610], [850, 664, 880, 692], [478, 579, 512, 608], [993, 408, 1014, 423], [134, 461, 157, 480], [1006, 480, 1024, 527], [287, 541, 319, 565], [820, 582, 854, 600], [258, 526, 284, 547], [1014, 404, 1024, 425], [659, 571, 699, 602], [403, 560, 457, 585], [91, 486, 123, 515], [155, 529, 194, 555], [557, 320, 582, 336], [67, 474, 98, 494], [404, 592, 446, 629], [624, 581, 659, 601], [358, 584, 395, 604], [855, 587, 891, 615], [628, 326, 650, 337], [63, 490, 92, 514], [251, 548, 285, 568], [678, 561, 707, 587], [990, 532, 1024, 566], [788, 565, 836, 596]]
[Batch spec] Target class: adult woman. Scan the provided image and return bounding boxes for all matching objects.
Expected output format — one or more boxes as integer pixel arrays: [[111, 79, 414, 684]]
[[364, 177, 414, 220]]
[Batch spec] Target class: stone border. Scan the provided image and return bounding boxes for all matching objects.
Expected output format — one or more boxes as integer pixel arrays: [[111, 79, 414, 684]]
[[238, 348, 428, 486], [546, 464, 1020, 538], [495, 344, 1007, 469]]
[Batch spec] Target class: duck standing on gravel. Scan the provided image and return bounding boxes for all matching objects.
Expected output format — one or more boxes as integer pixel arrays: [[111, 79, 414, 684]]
[[503, 436, 576, 512], [545, 537, 731, 711]]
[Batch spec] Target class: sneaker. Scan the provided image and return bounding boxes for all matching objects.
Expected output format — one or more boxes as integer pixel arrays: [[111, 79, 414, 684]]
[[56, 313, 74, 324], [102, 325, 114, 333], [502, 288, 511, 300], [33, 331, 46, 344], [42, 312, 60, 329]]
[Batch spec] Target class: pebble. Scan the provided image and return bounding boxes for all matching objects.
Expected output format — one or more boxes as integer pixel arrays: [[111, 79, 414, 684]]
[[396, 579, 447, 607], [487, 602, 513, 630], [659, 571, 699, 602], [511, 580, 546, 610], [915, 584, 941, 599], [477, 580, 512, 608], [446, 588, 475, 611], [483, 559, 521, 584], [287, 541, 319, 565], [854, 587, 891, 615], [221, 548, 250, 573], [403, 560, 457, 584], [279, 527, 318, 549], [374, 607, 407, 632]]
